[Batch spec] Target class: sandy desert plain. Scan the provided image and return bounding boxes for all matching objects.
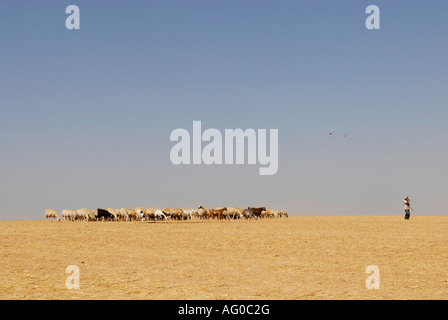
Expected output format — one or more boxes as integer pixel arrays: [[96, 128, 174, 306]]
[[0, 216, 447, 300]]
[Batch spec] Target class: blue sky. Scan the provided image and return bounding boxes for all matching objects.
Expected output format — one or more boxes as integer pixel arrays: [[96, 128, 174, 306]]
[[0, 1, 447, 219]]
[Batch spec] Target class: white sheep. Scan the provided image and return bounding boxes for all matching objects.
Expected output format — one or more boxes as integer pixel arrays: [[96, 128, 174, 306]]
[[76, 208, 91, 221], [135, 207, 146, 221], [62, 209, 77, 221], [154, 209, 167, 221], [45, 209, 60, 221]]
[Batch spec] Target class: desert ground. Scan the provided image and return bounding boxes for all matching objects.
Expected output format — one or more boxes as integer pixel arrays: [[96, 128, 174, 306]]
[[0, 216, 447, 300]]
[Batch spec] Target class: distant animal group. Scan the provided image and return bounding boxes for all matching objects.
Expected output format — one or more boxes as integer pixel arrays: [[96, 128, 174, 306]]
[[44, 206, 288, 222]]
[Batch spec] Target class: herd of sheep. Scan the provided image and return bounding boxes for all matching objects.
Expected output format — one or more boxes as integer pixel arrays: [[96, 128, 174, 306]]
[[44, 206, 289, 222]]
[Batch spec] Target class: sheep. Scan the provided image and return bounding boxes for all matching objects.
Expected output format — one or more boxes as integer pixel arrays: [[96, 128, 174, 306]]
[[181, 208, 194, 220], [47, 204, 287, 222], [135, 207, 146, 221], [144, 208, 156, 221], [76, 208, 91, 221], [45, 209, 60, 221], [280, 210, 288, 218], [88, 210, 97, 221], [261, 209, 271, 219], [207, 209, 216, 220], [221, 210, 230, 220], [154, 209, 167, 221], [106, 208, 118, 221], [269, 209, 280, 218], [208, 207, 227, 220], [169, 208, 184, 221], [196, 206, 208, 220], [241, 208, 254, 220], [62, 209, 77, 221], [248, 207, 266, 219], [97, 208, 114, 221], [191, 208, 199, 220], [225, 207, 243, 220], [118, 208, 129, 221], [162, 208, 172, 220], [126, 208, 138, 221]]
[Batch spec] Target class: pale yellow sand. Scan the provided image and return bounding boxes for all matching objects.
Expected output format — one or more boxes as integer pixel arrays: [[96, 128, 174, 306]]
[[0, 216, 447, 299]]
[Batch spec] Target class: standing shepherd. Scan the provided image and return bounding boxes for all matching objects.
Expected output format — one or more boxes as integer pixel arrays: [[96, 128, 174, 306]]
[[404, 196, 411, 220]]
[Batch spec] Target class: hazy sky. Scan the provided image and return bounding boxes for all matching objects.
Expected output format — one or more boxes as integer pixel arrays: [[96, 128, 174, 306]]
[[1, 1, 447, 220]]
